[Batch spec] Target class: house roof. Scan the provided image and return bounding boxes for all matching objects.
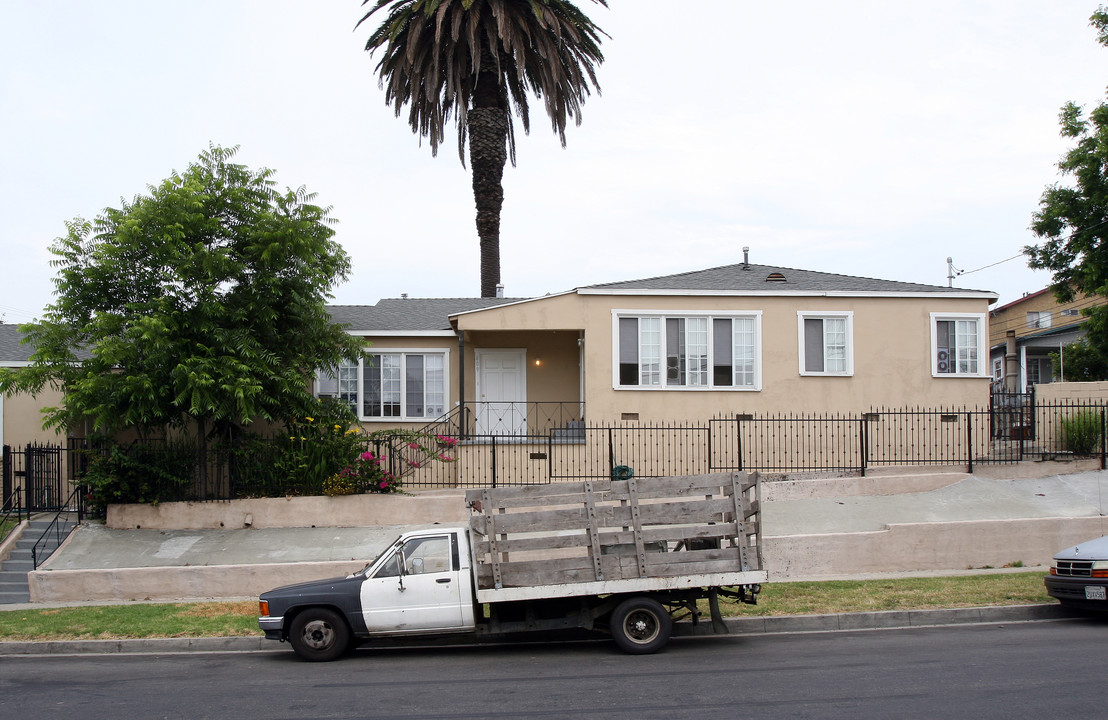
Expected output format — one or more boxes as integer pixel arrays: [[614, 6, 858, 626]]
[[990, 287, 1052, 313], [579, 262, 996, 298], [328, 298, 524, 333], [0, 324, 36, 364]]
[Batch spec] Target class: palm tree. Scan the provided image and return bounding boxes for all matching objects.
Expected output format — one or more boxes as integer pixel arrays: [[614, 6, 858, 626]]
[[358, 0, 608, 297]]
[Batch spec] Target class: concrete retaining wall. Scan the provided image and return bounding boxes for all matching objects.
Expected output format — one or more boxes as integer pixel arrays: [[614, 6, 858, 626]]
[[106, 490, 469, 530], [764, 516, 1108, 579], [28, 560, 365, 603]]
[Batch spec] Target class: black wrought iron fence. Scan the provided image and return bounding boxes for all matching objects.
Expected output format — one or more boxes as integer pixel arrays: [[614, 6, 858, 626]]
[[6, 399, 1107, 501], [2, 441, 90, 514]]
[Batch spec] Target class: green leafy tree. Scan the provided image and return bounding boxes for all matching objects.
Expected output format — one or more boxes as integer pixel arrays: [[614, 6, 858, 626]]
[[1026, 7, 1108, 376], [0, 146, 367, 462], [358, 0, 608, 297], [1051, 335, 1108, 383]]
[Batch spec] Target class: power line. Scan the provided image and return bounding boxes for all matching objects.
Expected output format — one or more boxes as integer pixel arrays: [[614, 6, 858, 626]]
[[951, 253, 1025, 278]]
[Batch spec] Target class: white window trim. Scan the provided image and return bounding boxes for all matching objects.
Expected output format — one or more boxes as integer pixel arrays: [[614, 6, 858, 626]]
[[362, 348, 450, 423], [929, 312, 988, 378], [316, 348, 451, 422], [797, 311, 854, 377], [610, 309, 763, 391]]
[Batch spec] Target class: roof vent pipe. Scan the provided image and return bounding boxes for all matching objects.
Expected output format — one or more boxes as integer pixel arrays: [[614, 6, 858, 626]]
[[496, 284, 504, 298], [742, 247, 751, 270]]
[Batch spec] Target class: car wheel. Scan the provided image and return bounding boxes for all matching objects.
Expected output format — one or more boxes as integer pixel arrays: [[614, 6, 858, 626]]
[[288, 608, 351, 662], [610, 597, 672, 655]]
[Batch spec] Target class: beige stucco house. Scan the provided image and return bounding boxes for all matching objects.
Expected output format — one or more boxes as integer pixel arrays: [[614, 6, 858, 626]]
[[0, 323, 68, 450], [988, 287, 1106, 391], [320, 262, 999, 436]]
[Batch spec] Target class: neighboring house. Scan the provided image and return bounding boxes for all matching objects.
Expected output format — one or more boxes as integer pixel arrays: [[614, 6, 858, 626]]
[[319, 262, 999, 434], [0, 323, 68, 449], [987, 287, 1106, 392]]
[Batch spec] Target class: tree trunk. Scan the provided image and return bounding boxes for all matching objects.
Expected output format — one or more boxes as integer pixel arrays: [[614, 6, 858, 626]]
[[468, 74, 509, 298]]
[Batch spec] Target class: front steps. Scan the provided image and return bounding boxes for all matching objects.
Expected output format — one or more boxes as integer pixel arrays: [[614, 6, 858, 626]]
[[0, 518, 78, 604]]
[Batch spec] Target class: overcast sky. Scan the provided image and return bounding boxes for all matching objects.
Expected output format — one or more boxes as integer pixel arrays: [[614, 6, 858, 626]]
[[2, 0, 1106, 325]]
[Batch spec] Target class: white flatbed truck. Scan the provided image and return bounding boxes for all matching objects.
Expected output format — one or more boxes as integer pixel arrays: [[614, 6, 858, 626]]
[[258, 472, 766, 661]]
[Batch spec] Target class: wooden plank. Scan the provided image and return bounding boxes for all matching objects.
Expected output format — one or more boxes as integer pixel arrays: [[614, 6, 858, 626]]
[[465, 481, 602, 508], [472, 523, 741, 556], [481, 489, 503, 589], [476, 552, 747, 589], [626, 477, 647, 577], [638, 558, 748, 578], [728, 472, 751, 572], [583, 480, 604, 581], [631, 498, 733, 526], [466, 473, 745, 510], [480, 496, 734, 535], [607, 474, 741, 500]]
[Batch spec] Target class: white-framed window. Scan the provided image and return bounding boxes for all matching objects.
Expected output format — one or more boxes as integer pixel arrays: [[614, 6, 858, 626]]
[[797, 311, 853, 376], [614, 311, 761, 390], [1026, 311, 1052, 329], [930, 313, 987, 377], [316, 350, 448, 421], [315, 361, 359, 411]]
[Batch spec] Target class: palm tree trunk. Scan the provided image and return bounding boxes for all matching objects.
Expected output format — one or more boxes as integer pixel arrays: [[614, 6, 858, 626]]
[[468, 79, 508, 298]]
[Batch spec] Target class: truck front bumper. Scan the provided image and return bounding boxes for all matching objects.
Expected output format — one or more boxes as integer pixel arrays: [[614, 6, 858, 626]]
[[258, 615, 285, 640]]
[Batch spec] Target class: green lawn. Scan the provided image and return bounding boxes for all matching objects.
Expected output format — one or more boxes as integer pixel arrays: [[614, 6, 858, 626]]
[[0, 572, 1054, 642]]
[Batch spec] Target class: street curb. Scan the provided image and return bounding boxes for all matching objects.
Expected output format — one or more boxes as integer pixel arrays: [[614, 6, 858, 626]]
[[0, 604, 1088, 656], [716, 602, 1087, 635]]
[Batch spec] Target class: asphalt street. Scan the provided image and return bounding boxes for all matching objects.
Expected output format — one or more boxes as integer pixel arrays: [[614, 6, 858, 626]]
[[2, 618, 1104, 720]]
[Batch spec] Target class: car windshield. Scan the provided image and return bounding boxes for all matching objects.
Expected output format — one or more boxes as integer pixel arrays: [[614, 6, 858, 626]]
[[359, 539, 403, 576]]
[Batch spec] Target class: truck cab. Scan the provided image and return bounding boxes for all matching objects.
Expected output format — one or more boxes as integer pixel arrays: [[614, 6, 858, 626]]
[[259, 527, 476, 661]]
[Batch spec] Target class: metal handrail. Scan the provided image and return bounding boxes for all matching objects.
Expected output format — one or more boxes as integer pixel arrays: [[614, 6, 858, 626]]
[[1, 487, 23, 545], [31, 485, 84, 570]]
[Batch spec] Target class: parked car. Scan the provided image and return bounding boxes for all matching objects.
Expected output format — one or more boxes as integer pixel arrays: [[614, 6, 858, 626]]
[[1044, 535, 1108, 610]]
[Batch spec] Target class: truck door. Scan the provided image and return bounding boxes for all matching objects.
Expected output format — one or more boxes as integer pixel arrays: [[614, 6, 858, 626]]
[[360, 533, 468, 633]]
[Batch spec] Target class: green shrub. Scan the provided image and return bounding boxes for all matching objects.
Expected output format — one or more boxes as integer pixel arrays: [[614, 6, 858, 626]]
[[82, 441, 198, 515], [272, 397, 367, 496], [1060, 410, 1103, 455]]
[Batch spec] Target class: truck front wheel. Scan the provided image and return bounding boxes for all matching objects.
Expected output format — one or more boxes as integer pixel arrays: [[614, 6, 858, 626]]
[[288, 608, 351, 662], [610, 597, 672, 654]]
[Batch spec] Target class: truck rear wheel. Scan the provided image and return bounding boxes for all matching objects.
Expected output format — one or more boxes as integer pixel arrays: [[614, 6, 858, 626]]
[[289, 608, 350, 662], [610, 597, 672, 654]]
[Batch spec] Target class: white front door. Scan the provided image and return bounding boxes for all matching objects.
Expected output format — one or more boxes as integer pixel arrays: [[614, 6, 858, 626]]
[[475, 349, 526, 436], [360, 534, 467, 634]]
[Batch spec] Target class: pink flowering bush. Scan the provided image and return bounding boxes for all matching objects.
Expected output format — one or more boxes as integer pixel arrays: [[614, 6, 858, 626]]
[[327, 450, 400, 495]]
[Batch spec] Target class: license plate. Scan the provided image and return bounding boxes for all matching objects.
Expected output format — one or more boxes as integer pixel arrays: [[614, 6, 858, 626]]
[[1085, 586, 1107, 601]]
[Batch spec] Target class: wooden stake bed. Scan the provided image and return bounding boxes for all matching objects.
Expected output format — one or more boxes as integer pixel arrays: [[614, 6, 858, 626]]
[[465, 472, 766, 604]]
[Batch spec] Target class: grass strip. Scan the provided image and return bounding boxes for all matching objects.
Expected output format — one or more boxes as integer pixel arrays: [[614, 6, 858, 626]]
[[0, 572, 1053, 642], [0, 601, 260, 642], [719, 572, 1051, 616]]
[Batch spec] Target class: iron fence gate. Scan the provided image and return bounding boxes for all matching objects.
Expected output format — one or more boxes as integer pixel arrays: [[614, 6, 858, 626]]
[[2, 442, 87, 513]]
